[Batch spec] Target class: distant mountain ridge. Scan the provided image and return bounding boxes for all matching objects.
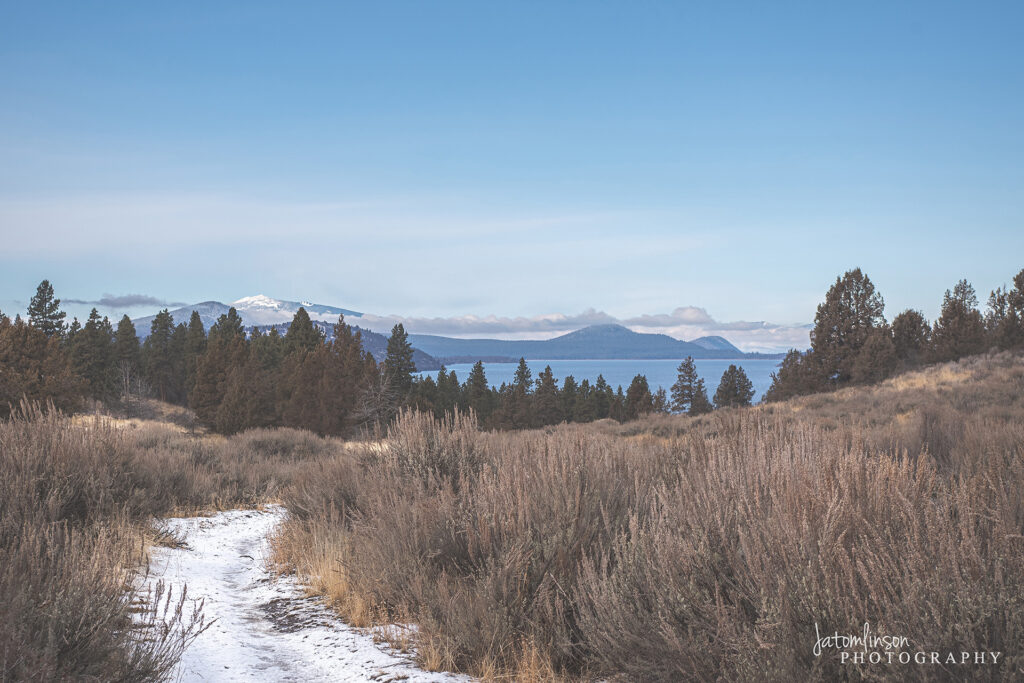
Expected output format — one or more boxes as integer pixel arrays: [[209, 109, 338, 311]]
[[132, 297, 781, 367], [410, 324, 778, 361]]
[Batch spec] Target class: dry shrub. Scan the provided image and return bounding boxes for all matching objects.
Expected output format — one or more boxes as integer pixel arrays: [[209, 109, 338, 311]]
[[0, 402, 339, 681], [0, 404, 204, 682], [274, 353, 1024, 681]]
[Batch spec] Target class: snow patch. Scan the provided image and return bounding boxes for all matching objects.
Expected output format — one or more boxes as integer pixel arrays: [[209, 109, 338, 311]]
[[141, 507, 469, 682]]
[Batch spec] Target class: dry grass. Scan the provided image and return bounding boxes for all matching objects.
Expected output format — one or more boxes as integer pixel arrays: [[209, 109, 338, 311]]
[[272, 352, 1024, 681], [5, 352, 1022, 680], [0, 401, 345, 681]]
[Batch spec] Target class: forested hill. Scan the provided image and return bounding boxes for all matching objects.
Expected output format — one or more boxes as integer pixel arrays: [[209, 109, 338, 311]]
[[409, 324, 778, 360]]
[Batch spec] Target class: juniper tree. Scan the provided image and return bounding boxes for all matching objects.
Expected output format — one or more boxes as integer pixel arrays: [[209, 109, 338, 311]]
[[931, 279, 986, 362], [27, 280, 66, 339], [713, 364, 755, 409], [809, 268, 886, 386], [851, 327, 898, 384], [891, 309, 930, 368]]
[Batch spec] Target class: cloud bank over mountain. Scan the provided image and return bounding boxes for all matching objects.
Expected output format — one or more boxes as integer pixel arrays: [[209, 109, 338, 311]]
[[358, 306, 811, 353]]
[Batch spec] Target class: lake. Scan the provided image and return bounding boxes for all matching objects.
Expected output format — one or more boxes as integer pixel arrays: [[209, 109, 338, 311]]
[[417, 357, 782, 403]]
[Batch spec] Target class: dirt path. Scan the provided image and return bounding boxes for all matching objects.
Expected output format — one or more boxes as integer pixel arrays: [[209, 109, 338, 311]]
[[142, 507, 469, 683]]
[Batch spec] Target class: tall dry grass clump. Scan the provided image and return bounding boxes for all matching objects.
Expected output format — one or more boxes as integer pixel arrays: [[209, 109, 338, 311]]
[[275, 353, 1024, 681], [0, 401, 342, 681], [0, 403, 204, 682]]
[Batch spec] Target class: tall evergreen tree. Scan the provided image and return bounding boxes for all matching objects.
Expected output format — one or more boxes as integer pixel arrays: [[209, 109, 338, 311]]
[[713, 364, 755, 409], [591, 374, 612, 419], [114, 315, 141, 401], [670, 357, 700, 413], [560, 375, 579, 423], [383, 323, 416, 396], [931, 279, 987, 362], [71, 309, 118, 402], [465, 360, 493, 423], [142, 310, 176, 401], [285, 307, 323, 355], [624, 374, 653, 420], [689, 377, 714, 415], [183, 310, 208, 396], [191, 309, 248, 422], [534, 365, 562, 426], [27, 279, 66, 339], [985, 271, 1024, 350]]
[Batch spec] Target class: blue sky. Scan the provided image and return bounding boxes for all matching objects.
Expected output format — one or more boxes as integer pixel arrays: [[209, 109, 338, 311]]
[[1, 1, 1022, 350]]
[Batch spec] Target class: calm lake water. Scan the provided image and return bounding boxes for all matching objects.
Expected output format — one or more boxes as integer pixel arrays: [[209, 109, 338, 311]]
[[417, 358, 782, 403]]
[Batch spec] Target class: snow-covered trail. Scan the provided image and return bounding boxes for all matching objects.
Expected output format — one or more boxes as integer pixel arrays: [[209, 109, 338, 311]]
[[142, 507, 469, 683]]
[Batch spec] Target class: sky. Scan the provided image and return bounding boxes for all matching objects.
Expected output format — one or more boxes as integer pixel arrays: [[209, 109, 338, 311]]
[[1, 1, 1022, 351]]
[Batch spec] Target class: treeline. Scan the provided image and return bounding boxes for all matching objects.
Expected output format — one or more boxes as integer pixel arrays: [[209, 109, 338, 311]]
[[1, 280, 759, 433], [765, 267, 1024, 401]]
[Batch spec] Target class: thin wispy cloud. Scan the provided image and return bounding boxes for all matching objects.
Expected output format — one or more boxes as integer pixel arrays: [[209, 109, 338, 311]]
[[66, 293, 187, 308]]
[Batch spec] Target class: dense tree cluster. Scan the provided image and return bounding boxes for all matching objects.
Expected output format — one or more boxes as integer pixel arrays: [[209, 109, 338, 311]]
[[765, 267, 1024, 401], [6, 267, 1019, 427]]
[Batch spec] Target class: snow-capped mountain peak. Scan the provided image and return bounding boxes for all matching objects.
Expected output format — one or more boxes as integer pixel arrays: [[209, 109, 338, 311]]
[[232, 294, 284, 310]]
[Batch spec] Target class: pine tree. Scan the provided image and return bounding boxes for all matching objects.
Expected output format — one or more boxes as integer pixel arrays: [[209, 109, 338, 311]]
[[534, 365, 562, 426], [71, 309, 118, 402], [625, 374, 653, 420], [465, 360, 493, 423], [689, 378, 714, 415], [985, 271, 1024, 350], [383, 323, 416, 396], [591, 374, 611, 419], [142, 310, 176, 402], [27, 279, 66, 339], [931, 279, 987, 362], [670, 357, 700, 413], [560, 375, 579, 423], [713, 364, 755, 409], [183, 311, 207, 396], [513, 358, 532, 391], [114, 315, 141, 401], [0, 314, 83, 418], [809, 268, 886, 386], [191, 309, 247, 423], [285, 307, 323, 355], [652, 387, 669, 414], [574, 379, 594, 422], [510, 358, 534, 428]]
